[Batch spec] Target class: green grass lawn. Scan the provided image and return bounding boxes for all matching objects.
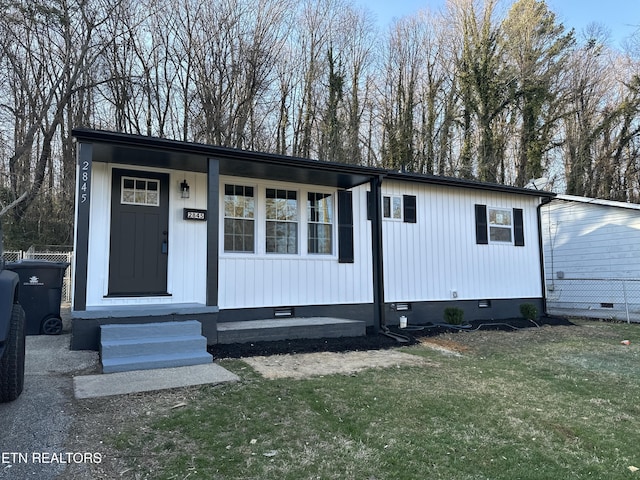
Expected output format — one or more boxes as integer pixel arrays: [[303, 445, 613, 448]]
[[110, 319, 640, 479]]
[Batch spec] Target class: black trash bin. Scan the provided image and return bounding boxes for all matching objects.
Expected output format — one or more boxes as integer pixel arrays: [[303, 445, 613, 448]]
[[6, 260, 69, 335]]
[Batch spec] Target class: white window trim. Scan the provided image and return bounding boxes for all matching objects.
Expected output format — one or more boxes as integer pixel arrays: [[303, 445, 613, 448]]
[[488, 207, 513, 244], [307, 191, 335, 255], [265, 187, 300, 255], [383, 195, 403, 221], [219, 176, 337, 259], [223, 183, 256, 253]]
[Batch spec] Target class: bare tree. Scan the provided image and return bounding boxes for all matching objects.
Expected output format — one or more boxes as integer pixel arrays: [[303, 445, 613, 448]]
[[191, 0, 291, 149], [0, 0, 113, 229], [502, 0, 575, 186], [329, 5, 376, 165], [290, 0, 334, 158], [379, 15, 423, 171], [562, 30, 617, 196], [456, 0, 516, 182]]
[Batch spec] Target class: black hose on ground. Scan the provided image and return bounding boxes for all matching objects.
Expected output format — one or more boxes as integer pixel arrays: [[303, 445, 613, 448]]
[[394, 318, 542, 334]]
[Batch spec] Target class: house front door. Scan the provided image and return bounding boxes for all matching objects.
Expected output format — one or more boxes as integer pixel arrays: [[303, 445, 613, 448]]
[[108, 169, 170, 296]]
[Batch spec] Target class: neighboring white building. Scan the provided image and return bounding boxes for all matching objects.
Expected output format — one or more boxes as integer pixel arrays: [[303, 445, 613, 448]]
[[541, 194, 640, 322], [71, 129, 554, 349]]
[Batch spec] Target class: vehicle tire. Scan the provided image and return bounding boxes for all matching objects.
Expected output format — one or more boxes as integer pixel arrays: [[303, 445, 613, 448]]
[[0, 304, 26, 402], [41, 316, 63, 335]]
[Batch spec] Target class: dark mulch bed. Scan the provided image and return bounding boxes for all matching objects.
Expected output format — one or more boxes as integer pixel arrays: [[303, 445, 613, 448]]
[[209, 316, 574, 360]]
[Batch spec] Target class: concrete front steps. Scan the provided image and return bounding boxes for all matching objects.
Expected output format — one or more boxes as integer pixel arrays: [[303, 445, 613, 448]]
[[216, 317, 366, 344], [100, 320, 212, 373]]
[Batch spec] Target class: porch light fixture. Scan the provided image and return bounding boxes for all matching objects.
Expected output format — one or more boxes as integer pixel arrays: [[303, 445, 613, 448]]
[[180, 179, 190, 199]]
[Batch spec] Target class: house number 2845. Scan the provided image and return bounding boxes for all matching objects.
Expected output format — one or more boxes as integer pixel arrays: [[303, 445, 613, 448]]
[[80, 160, 90, 203]]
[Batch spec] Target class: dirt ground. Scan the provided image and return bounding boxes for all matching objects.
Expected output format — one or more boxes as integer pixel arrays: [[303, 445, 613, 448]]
[[243, 349, 436, 379]]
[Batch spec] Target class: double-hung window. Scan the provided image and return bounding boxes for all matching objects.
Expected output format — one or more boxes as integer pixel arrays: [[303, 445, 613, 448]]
[[308, 192, 333, 254], [475, 205, 524, 246], [223, 184, 255, 252], [488, 208, 512, 243], [266, 188, 298, 254]]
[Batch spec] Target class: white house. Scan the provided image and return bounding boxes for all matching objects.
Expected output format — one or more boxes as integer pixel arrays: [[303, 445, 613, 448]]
[[541, 194, 640, 322], [71, 129, 554, 349]]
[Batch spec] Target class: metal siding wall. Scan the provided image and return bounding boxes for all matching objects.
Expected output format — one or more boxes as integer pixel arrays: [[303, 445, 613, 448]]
[[218, 181, 373, 309], [86, 162, 110, 306], [85, 165, 208, 307], [543, 201, 640, 280], [167, 171, 208, 304], [542, 200, 640, 320], [383, 181, 543, 302]]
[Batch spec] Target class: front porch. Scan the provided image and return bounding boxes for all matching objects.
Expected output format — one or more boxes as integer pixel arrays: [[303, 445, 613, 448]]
[[217, 317, 366, 344], [71, 304, 366, 351], [71, 303, 219, 350]]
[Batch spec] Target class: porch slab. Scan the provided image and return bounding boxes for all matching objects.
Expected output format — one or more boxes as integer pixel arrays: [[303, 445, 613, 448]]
[[216, 317, 366, 344]]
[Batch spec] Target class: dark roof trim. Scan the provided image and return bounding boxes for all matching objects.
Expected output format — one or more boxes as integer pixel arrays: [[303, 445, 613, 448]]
[[72, 127, 379, 177], [384, 171, 555, 198], [72, 128, 556, 198]]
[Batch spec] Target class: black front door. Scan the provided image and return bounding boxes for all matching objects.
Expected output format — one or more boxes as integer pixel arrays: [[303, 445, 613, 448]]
[[108, 169, 170, 296]]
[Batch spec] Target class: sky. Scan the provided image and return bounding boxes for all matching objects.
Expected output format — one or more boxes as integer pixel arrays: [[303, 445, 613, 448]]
[[359, 0, 640, 49]]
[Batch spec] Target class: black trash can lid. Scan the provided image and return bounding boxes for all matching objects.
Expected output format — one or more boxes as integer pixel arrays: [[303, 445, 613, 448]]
[[6, 259, 70, 269]]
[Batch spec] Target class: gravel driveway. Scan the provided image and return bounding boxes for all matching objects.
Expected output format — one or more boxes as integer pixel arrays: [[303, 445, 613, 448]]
[[0, 318, 98, 480]]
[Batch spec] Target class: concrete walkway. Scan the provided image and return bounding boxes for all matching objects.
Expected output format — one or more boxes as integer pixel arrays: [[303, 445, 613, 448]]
[[74, 363, 239, 399], [24, 310, 239, 400], [0, 333, 97, 480], [0, 312, 240, 479]]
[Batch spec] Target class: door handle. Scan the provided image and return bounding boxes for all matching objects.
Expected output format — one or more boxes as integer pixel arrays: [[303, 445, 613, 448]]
[[162, 231, 168, 254]]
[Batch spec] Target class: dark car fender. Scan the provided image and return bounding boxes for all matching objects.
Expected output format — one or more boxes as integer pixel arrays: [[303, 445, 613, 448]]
[[0, 269, 20, 357]]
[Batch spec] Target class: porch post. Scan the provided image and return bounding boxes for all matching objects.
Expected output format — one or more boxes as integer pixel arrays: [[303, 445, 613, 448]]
[[72, 142, 92, 311], [206, 158, 220, 306]]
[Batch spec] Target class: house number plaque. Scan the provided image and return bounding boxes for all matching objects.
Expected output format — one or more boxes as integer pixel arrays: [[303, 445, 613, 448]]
[[79, 159, 91, 203], [183, 208, 207, 221]]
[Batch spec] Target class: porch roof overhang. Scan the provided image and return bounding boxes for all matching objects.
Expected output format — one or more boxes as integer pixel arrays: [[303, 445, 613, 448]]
[[72, 128, 378, 189]]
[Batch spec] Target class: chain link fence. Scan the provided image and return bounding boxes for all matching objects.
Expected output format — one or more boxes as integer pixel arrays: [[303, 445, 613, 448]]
[[546, 277, 640, 323], [2, 248, 73, 303]]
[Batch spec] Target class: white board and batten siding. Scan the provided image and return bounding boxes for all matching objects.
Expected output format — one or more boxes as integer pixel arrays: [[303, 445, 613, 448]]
[[541, 195, 640, 321], [382, 180, 544, 303], [85, 163, 208, 307], [86, 166, 544, 311], [217, 179, 373, 309]]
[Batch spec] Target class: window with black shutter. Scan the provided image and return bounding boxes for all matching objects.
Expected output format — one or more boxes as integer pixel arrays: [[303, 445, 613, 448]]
[[337, 190, 354, 263], [403, 195, 417, 223], [513, 208, 525, 246], [475, 204, 524, 246], [475, 204, 488, 244]]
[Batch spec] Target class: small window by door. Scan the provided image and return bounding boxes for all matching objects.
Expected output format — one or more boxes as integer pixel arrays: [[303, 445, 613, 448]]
[[121, 177, 160, 206]]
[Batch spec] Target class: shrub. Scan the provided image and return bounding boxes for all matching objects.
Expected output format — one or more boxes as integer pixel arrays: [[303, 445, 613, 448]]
[[444, 307, 465, 325], [520, 303, 538, 321]]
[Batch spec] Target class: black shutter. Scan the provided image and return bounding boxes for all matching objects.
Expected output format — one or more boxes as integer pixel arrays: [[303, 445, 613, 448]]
[[403, 195, 417, 223], [338, 190, 354, 263], [513, 208, 525, 246], [475, 204, 488, 244]]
